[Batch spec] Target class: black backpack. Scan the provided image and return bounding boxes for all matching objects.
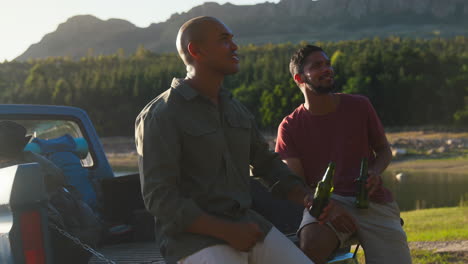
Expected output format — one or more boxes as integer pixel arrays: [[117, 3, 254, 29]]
[[47, 185, 103, 264]]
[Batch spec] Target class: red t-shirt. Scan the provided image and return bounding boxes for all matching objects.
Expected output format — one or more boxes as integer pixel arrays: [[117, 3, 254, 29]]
[[275, 94, 393, 203]]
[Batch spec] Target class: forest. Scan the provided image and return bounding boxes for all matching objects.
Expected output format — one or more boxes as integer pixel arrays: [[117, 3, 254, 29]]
[[1, 36, 467, 136]]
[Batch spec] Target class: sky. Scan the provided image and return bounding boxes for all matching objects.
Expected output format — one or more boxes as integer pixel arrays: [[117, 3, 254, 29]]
[[1, 0, 280, 62]]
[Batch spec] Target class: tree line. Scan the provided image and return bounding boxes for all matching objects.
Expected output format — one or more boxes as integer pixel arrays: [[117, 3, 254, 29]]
[[1, 37, 467, 136]]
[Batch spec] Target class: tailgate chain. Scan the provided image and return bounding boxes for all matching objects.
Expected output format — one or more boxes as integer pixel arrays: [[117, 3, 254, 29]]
[[50, 224, 117, 264]]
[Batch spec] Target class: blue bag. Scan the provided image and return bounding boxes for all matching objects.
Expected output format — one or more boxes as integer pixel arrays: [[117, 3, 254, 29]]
[[31, 134, 97, 208]]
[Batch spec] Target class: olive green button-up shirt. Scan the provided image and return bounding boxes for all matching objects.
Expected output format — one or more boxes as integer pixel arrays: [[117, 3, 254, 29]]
[[135, 78, 304, 263]]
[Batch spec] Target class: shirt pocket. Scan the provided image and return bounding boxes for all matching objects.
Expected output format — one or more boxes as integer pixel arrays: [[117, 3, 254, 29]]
[[180, 120, 222, 172], [225, 115, 251, 143], [183, 122, 218, 136]]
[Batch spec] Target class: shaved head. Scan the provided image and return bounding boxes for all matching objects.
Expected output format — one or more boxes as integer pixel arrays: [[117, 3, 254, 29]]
[[176, 16, 224, 65]]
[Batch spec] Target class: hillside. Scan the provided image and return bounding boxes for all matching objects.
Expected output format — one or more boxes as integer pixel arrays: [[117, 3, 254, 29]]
[[15, 0, 468, 60]]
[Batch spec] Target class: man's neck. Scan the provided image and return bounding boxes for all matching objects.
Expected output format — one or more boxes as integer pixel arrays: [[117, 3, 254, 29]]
[[303, 90, 339, 115], [185, 68, 224, 105]]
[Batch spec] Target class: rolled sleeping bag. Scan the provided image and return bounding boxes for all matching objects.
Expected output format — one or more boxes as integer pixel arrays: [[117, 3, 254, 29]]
[[24, 137, 89, 159]]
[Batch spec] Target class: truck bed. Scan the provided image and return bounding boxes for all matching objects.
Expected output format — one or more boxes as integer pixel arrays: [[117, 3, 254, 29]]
[[89, 242, 165, 264], [88, 234, 298, 264]]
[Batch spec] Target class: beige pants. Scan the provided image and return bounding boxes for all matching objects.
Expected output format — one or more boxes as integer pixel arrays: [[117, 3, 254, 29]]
[[301, 194, 412, 264], [178, 227, 314, 264]]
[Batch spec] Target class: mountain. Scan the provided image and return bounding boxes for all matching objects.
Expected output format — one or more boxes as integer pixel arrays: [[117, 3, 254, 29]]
[[16, 0, 468, 61]]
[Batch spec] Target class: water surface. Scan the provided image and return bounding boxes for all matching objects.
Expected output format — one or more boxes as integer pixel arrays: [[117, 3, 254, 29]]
[[383, 171, 468, 211]]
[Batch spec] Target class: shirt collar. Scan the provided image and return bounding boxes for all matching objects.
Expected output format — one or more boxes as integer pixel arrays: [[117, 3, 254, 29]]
[[171, 77, 233, 101], [171, 78, 198, 101]]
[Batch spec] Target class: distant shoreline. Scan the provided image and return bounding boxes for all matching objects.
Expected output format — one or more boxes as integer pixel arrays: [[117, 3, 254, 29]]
[[102, 131, 468, 174], [388, 156, 468, 174]]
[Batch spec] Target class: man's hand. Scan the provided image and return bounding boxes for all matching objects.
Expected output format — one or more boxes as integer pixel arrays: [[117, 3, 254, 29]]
[[318, 200, 357, 233], [186, 214, 263, 251], [366, 169, 383, 196], [304, 191, 314, 208], [222, 222, 264, 252]]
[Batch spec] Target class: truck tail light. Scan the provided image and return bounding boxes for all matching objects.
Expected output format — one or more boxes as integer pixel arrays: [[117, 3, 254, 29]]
[[20, 210, 46, 264]]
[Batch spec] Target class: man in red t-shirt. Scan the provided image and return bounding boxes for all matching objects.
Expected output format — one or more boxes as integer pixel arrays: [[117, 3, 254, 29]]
[[276, 45, 411, 264]]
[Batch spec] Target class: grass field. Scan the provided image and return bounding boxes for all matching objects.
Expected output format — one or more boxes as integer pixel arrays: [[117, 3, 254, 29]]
[[354, 205, 468, 264], [402, 206, 468, 242]]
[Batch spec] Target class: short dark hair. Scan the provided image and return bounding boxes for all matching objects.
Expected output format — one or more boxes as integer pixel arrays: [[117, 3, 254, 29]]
[[289, 45, 325, 77]]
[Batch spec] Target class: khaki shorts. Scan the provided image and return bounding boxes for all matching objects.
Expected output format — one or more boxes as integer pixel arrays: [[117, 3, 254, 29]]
[[298, 194, 412, 264]]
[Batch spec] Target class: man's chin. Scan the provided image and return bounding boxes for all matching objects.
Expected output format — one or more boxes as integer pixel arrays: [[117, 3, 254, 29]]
[[225, 65, 240, 75], [312, 86, 334, 94]]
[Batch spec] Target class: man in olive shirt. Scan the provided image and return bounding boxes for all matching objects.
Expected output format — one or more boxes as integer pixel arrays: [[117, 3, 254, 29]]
[[135, 17, 316, 264]]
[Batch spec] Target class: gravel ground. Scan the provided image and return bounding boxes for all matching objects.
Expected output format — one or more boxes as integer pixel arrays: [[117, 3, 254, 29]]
[[409, 240, 468, 252]]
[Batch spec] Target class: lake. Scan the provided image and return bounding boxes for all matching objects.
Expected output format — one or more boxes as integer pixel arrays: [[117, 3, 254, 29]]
[[382, 171, 468, 211]]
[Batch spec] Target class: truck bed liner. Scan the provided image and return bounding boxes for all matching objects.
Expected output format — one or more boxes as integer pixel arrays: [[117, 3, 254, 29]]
[[88, 234, 297, 264], [89, 242, 166, 264]]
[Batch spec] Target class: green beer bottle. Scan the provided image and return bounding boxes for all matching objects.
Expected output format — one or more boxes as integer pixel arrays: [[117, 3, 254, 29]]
[[309, 162, 335, 218], [355, 157, 369, 209]]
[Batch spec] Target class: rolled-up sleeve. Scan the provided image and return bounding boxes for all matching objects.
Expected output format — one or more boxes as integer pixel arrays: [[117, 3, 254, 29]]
[[136, 111, 203, 236], [248, 118, 305, 199], [275, 118, 299, 159]]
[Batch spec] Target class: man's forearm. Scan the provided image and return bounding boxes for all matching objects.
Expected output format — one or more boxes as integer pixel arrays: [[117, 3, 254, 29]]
[[369, 143, 392, 175], [185, 213, 233, 241]]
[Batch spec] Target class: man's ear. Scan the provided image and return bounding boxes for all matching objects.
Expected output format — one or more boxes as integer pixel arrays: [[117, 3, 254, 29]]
[[294, 73, 304, 84], [187, 42, 202, 61]]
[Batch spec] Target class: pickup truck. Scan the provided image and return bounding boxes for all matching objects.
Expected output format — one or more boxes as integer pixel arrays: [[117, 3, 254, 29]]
[[0, 104, 356, 264]]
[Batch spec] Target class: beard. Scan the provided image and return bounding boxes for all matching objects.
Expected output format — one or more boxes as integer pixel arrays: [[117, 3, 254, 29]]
[[304, 77, 335, 95]]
